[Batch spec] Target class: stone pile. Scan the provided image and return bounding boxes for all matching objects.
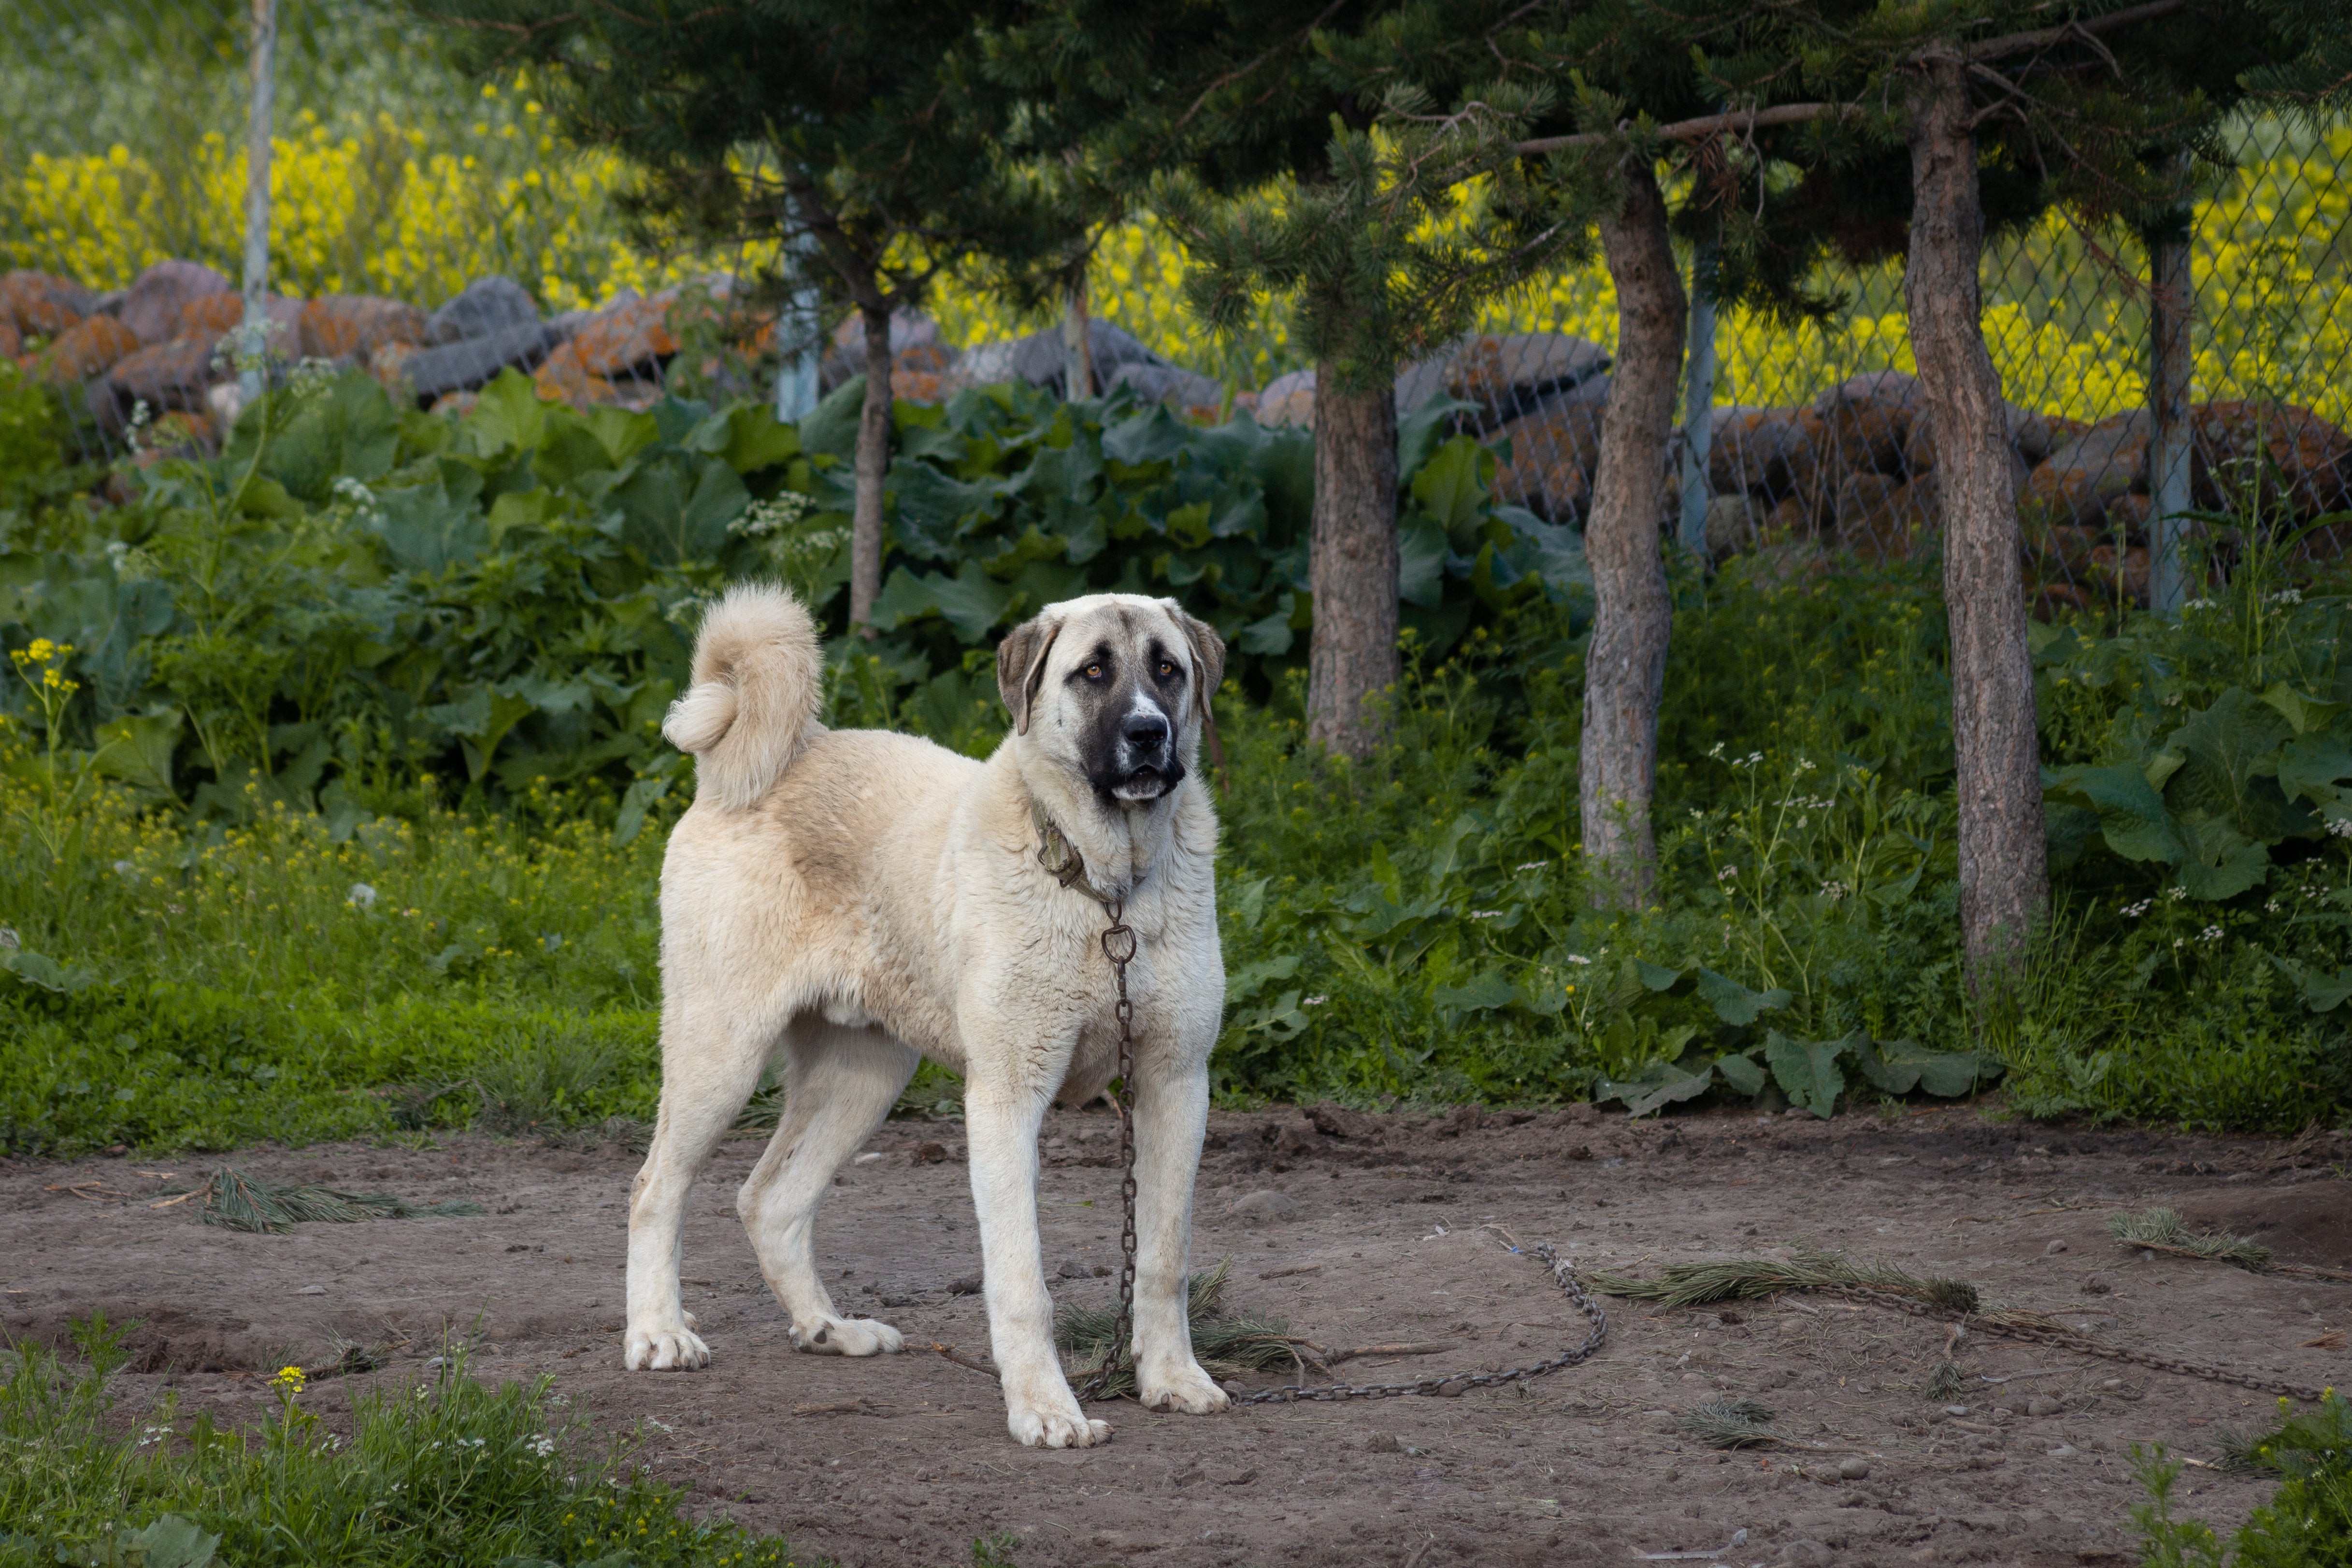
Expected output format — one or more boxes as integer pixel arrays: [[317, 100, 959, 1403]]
[[10, 261, 2348, 604]]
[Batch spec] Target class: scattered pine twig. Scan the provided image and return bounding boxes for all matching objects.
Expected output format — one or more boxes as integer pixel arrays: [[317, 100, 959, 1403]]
[[2111, 1208, 2352, 1282], [199, 1167, 484, 1235], [1589, 1250, 1982, 1314], [928, 1343, 1001, 1382]]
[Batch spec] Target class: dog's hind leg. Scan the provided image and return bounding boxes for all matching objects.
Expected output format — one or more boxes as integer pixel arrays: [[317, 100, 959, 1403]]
[[736, 1019, 917, 1358], [624, 995, 773, 1372]]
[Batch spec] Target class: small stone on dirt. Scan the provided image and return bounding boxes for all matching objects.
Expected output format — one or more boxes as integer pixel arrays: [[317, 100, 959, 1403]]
[[947, 1275, 981, 1295], [910, 1142, 948, 1165], [2044, 1238, 2068, 1254], [1362, 1431, 1402, 1452], [1227, 1190, 1299, 1223], [1210, 1466, 1257, 1486], [1779, 1542, 1832, 1566], [2028, 1396, 2064, 1417], [1839, 1456, 1871, 1480], [1055, 1259, 1089, 1279]]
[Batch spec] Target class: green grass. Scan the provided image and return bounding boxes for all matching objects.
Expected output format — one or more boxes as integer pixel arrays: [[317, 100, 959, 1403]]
[[0, 1319, 820, 1568]]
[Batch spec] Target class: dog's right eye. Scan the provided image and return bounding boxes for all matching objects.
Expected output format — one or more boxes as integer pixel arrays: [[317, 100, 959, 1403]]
[[1082, 663, 1104, 681]]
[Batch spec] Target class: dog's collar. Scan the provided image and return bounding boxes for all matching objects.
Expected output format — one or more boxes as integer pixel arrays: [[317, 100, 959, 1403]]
[[1031, 798, 1130, 907]]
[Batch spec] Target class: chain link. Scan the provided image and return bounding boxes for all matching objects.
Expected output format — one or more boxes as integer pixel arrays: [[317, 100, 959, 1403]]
[[1073, 899, 1607, 1408], [1817, 1286, 2330, 1403], [1075, 901, 1139, 1404]]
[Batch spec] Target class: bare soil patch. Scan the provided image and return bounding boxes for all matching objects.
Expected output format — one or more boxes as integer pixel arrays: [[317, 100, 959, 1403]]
[[5, 1105, 2349, 1568]]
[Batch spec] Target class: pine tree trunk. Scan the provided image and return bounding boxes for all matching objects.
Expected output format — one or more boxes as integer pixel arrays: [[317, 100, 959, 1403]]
[[849, 302, 893, 633], [1906, 50, 2047, 977], [1580, 160, 1684, 907], [1306, 372, 1400, 759]]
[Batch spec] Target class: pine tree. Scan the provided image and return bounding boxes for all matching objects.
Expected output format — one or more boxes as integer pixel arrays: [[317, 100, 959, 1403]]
[[407, 0, 1050, 632], [989, 1, 1597, 758], [1510, 0, 2295, 964]]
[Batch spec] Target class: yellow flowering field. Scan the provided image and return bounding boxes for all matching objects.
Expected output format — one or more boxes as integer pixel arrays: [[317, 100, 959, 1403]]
[[5, 87, 2343, 418], [1, 79, 713, 313]]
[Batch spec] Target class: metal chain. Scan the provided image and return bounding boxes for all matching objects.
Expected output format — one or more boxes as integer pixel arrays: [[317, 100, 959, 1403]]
[[1072, 899, 1607, 1407], [1234, 1242, 1607, 1404], [1075, 900, 1139, 1403], [1816, 1285, 2330, 1403]]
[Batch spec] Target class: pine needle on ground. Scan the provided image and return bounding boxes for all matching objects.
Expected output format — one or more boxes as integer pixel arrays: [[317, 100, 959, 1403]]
[[1588, 1250, 1982, 1315], [199, 1167, 485, 1235], [2109, 1208, 2273, 1271], [1057, 1258, 1309, 1399], [1679, 1397, 1778, 1449]]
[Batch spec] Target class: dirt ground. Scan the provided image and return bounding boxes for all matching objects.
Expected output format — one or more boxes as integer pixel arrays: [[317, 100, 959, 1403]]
[[5, 1102, 2350, 1568]]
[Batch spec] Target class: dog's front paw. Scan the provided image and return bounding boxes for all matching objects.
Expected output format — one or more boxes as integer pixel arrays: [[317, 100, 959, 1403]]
[[1139, 1360, 1230, 1415], [788, 1313, 905, 1357], [1004, 1375, 1113, 1448], [623, 1323, 710, 1371]]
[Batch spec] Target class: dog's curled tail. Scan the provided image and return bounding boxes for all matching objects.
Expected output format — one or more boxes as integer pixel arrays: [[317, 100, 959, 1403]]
[[663, 582, 823, 811]]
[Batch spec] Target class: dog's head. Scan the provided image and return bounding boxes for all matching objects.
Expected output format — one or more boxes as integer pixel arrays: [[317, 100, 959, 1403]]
[[996, 594, 1225, 805]]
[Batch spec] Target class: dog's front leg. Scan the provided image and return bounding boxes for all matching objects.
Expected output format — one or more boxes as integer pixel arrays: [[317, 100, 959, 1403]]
[[965, 1073, 1111, 1449], [1129, 1050, 1229, 1415]]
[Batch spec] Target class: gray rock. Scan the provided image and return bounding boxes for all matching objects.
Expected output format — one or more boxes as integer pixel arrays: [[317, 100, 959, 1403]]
[[119, 259, 234, 344], [1107, 360, 1224, 413], [942, 319, 1165, 400], [426, 276, 543, 344], [1777, 1541, 1832, 1566], [821, 307, 945, 389], [1256, 368, 1317, 428], [391, 321, 561, 402], [1055, 1258, 1090, 1280], [2027, 1395, 2065, 1417], [1226, 1189, 1300, 1223], [1399, 331, 1611, 429], [1838, 1456, 1871, 1480]]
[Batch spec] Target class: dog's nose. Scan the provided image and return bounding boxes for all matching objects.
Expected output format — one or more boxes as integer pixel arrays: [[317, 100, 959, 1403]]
[[1121, 711, 1170, 751]]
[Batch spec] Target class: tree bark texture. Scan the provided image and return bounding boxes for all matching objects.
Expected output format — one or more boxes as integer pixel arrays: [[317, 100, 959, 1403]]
[[849, 302, 892, 633], [1906, 52, 2047, 976], [1580, 160, 1684, 907], [1306, 373, 1400, 759]]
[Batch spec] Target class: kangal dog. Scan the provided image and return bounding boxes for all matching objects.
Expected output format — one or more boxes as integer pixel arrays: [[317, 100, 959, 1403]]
[[624, 583, 1230, 1448]]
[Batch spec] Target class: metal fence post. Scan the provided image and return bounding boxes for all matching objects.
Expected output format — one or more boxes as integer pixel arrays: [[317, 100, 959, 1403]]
[[1676, 238, 1717, 555], [2148, 196, 2194, 615], [238, 0, 276, 407], [774, 209, 823, 424]]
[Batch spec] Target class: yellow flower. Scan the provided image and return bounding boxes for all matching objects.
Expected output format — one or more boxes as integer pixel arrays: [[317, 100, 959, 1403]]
[[272, 1364, 306, 1395]]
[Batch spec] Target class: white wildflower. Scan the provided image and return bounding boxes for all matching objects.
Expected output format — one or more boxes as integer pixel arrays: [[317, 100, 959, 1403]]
[[2167, 886, 2189, 901], [731, 492, 815, 538], [1718, 865, 1739, 880], [1563, 953, 1593, 966], [527, 1434, 557, 1456], [2122, 899, 2152, 918], [2269, 589, 2303, 607], [2329, 818, 2352, 840], [1467, 910, 1505, 921], [1515, 860, 1549, 871], [2266, 900, 2283, 914], [1301, 995, 1328, 1007], [2183, 598, 2216, 611], [347, 882, 378, 911], [2201, 925, 2223, 942], [1820, 880, 1850, 901]]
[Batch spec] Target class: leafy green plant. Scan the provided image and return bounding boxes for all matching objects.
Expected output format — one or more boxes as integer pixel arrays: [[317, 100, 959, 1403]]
[[2132, 1392, 2352, 1568], [0, 1317, 820, 1567]]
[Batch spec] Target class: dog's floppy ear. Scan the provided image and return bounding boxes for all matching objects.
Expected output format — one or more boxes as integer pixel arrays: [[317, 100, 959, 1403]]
[[1161, 599, 1226, 722], [995, 614, 1061, 736]]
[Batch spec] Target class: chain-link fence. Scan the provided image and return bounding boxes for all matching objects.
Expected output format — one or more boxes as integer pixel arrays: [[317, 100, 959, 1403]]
[[5, 1, 2347, 611]]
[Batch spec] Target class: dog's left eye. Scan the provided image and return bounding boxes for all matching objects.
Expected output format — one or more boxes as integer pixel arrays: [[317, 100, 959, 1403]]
[[1082, 663, 1104, 681]]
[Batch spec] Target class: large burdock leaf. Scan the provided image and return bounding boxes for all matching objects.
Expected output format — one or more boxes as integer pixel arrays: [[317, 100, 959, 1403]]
[[2173, 815, 2271, 901], [1764, 1030, 1858, 1118], [1696, 967, 1791, 1025], [2046, 762, 2186, 865], [2165, 688, 2296, 842]]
